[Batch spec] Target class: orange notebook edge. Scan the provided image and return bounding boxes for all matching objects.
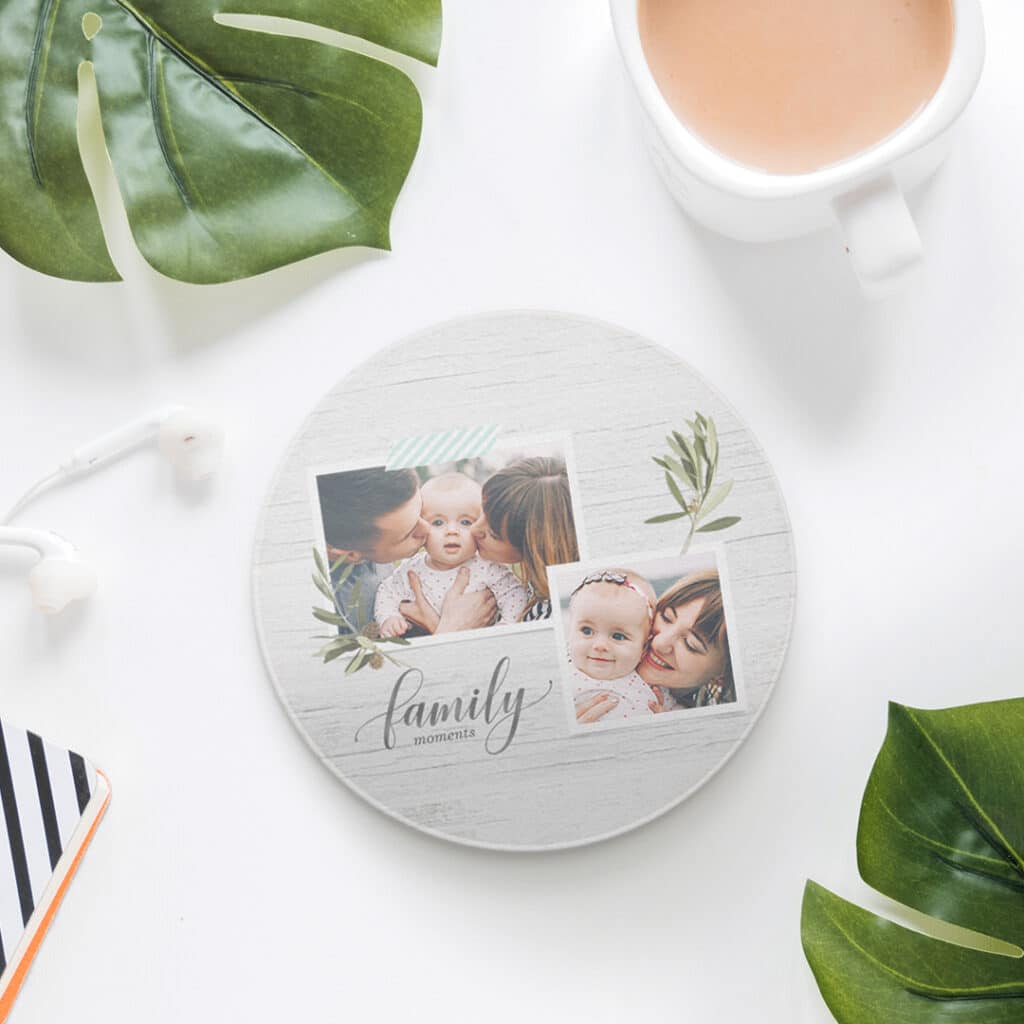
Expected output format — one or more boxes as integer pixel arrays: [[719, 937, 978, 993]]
[[0, 770, 111, 1023]]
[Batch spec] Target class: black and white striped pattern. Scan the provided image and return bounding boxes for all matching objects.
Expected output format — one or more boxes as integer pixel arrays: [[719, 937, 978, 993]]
[[0, 721, 94, 976]]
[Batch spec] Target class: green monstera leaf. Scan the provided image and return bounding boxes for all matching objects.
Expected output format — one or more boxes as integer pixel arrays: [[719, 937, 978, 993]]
[[803, 699, 1024, 1023], [0, 0, 441, 283]]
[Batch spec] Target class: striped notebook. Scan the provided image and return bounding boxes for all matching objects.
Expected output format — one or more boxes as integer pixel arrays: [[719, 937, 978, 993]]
[[0, 721, 109, 1022]]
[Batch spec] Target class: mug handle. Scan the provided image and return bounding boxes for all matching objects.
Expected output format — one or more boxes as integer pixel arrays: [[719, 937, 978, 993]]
[[832, 174, 923, 300]]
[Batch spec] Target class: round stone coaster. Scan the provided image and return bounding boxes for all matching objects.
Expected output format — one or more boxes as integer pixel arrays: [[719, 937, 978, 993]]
[[253, 311, 795, 850]]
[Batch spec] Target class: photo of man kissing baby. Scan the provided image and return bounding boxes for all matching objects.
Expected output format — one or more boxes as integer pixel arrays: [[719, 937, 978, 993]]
[[549, 549, 743, 731], [312, 436, 584, 646], [373, 472, 529, 636]]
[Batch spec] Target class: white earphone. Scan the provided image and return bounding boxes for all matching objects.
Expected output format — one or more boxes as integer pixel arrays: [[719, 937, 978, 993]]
[[59, 404, 224, 484], [1, 404, 224, 614], [0, 529, 97, 614]]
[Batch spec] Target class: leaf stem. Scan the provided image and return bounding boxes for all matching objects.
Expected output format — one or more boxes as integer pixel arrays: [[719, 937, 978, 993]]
[[681, 515, 697, 555]]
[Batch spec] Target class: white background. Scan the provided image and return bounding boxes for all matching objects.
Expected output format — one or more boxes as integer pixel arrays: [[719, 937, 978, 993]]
[[2, 1, 1022, 1020]]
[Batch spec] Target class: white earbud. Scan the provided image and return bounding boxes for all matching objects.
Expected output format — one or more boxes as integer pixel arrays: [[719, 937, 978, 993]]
[[0, 528, 97, 614], [158, 407, 225, 482], [2, 403, 223, 614], [60, 404, 224, 483]]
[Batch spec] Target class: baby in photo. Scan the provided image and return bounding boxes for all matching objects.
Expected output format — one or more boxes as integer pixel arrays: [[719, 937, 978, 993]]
[[569, 569, 657, 722], [374, 472, 528, 636]]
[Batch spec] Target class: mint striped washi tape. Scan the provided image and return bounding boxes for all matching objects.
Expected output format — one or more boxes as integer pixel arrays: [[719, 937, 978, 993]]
[[385, 425, 501, 470]]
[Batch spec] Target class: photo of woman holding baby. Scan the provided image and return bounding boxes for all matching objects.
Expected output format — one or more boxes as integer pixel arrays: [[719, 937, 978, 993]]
[[315, 444, 581, 641], [561, 563, 737, 727]]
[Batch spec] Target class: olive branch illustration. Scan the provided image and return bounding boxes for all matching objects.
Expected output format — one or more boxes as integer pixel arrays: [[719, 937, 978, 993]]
[[645, 412, 741, 554], [311, 548, 409, 674]]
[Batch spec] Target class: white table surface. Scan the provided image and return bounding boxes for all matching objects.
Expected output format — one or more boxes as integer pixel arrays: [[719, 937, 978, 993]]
[[2, 2, 1022, 1021]]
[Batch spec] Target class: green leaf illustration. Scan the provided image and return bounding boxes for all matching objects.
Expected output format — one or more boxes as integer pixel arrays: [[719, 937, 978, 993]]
[[696, 515, 741, 533], [314, 636, 358, 658], [1, 0, 441, 282], [349, 579, 364, 619], [310, 549, 405, 673], [644, 511, 688, 524], [694, 435, 709, 476], [706, 416, 719, 467], [645, 412, 741, 553], [673, 431, 701, 480], [337, 564, 358, 590], [312, 572, 336, 604], [664, 455, 697, 490], [803, 699, 1024, 1024], [312, 545, 327, 579], [665, 435, 686, 470], [312, 606, 347, 625], [664, 471, 688, 510], [345, 649, 368, 674], [330, 551, 354, 574], [323, 643, 353, 663], [698, 480, 733, 522]]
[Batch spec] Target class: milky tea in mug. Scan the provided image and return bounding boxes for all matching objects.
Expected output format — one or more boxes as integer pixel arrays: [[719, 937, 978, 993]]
[[638, 0, 954, 174]]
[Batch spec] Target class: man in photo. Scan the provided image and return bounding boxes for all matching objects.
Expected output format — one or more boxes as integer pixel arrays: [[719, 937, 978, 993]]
[[317, 467, 496, 635]]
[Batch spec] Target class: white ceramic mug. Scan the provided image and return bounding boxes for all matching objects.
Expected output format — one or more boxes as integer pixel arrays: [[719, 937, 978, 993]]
[[610, 0, 985, 298]]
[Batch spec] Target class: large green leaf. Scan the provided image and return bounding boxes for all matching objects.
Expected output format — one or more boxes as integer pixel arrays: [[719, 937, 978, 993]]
[[802, 882, 1024, 1023], [0, 0, 441, 282], [803, 699, 1024, 1023]]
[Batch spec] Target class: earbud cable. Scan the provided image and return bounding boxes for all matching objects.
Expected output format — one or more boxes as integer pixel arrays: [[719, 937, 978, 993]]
[[1, 471, 64, 526]]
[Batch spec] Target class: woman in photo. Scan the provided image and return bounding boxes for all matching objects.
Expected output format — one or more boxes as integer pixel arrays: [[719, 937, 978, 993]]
[[472, 457, 580, 621], [639, 570, 735, 709], [576, 569, 734, 722]]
